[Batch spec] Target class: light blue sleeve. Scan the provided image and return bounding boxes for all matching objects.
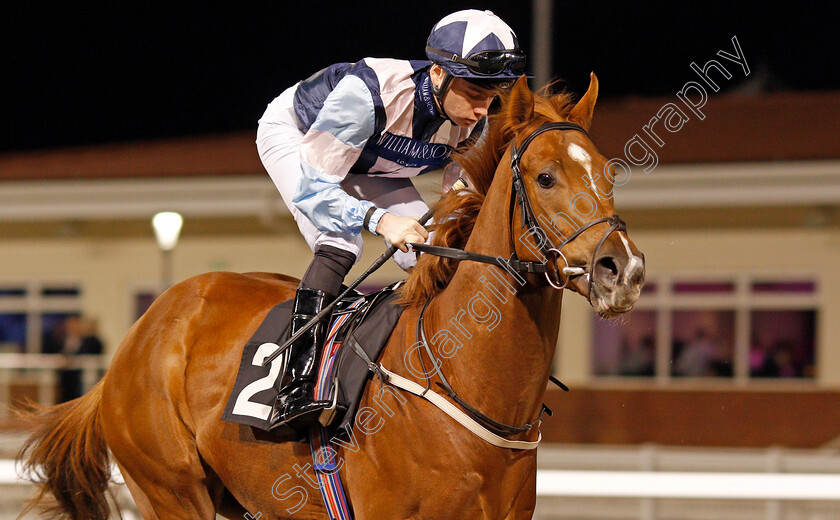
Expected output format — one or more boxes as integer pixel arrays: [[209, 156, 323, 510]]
[[293, 75, 379, 235]]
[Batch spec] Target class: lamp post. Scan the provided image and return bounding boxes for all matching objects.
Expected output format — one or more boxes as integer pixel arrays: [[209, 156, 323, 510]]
[[152, 212, 183, 291]]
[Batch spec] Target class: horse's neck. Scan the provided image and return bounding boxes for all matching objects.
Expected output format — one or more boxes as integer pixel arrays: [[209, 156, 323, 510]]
[[426, 167, 563, 428]]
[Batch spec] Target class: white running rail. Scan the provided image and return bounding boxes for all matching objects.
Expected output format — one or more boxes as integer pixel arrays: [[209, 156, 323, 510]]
[[4, 459, 840, 501]]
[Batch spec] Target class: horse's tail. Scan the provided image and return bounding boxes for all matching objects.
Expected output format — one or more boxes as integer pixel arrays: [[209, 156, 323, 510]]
[[16, 381, 112, 520]]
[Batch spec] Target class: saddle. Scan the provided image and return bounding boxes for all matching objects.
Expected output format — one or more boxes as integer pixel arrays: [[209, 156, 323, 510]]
[[222, 281, 405, 436]]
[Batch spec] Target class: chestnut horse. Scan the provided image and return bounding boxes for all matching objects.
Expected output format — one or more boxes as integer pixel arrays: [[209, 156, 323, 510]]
[[18, 74, 644, 520]]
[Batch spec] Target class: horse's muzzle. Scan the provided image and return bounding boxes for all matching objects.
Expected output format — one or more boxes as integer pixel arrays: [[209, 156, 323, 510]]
[[588, 249, 646, 318]]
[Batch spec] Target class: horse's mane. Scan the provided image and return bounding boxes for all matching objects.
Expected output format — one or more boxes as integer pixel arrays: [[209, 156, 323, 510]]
[[398, 84, 578, 306]]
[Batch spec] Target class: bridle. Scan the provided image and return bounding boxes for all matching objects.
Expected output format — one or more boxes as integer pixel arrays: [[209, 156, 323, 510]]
[[413, 120, 627, 296], [509, 121, 626, 293], [406, 120, 628, 439]]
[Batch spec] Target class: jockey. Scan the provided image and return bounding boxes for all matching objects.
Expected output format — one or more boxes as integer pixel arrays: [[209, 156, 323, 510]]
[[256, 9, 528, 431]]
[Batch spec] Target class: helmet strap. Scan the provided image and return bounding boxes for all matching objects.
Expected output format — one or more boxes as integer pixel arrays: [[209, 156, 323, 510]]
[[430, 70, 455, 122]]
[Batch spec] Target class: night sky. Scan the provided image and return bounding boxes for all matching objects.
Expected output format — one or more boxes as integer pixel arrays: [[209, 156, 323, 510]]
[[3, 2, 837, 153]]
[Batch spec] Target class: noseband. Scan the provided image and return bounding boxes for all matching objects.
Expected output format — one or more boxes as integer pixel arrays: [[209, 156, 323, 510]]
[[413, 121, 626, 295]]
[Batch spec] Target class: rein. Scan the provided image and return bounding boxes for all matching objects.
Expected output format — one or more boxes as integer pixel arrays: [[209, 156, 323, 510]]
[[412, 121, 626, 293]]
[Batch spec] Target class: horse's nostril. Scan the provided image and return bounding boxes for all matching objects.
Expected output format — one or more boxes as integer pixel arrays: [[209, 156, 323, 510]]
[[596, 256, 619, 279]]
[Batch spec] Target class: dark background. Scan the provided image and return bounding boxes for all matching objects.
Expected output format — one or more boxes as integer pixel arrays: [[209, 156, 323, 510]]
[[3, 2, 837, 152]]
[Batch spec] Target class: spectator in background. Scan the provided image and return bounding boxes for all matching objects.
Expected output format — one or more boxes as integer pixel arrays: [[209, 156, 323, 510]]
[[759, 340, 797, 378], [674, 328, 719, 377], [622, 335, 656, 376], [749, 334, 770, 375], [43, 316, 104, 402]]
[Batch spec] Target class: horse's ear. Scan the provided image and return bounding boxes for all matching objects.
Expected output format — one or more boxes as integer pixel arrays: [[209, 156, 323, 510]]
[[507, 75, 534, 125], [568, 72, 599, 131]]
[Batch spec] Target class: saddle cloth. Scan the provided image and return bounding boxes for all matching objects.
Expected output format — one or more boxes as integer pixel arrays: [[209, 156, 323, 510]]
[[222, 282, 404, 433]]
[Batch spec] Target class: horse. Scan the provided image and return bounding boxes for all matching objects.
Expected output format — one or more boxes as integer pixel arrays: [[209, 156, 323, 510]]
[[18, 74, 645, 520]]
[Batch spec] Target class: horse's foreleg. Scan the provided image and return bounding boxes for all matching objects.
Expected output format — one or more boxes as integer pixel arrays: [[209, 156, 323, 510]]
[[501, 462, 538, 520]]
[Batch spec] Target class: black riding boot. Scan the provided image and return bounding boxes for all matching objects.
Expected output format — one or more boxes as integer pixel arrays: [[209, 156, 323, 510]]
[[269, 244, 356, 431], [269, 287, 334, 430]]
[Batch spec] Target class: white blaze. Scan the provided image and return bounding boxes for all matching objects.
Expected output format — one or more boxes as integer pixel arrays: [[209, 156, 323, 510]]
[[567, 143, 601, 201], [619, 232, 643, 283]]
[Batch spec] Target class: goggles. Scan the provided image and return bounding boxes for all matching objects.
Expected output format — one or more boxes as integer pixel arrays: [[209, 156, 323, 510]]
[[426, 46, 527, 76]]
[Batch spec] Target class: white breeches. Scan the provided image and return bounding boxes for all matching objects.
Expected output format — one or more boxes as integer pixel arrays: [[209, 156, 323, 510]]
[[256, 85, 429, 271]]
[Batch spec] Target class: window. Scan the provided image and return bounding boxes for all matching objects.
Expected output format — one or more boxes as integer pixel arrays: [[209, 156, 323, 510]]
[[134, 291, 157, 322], [670, 310, 736, 378], [592, 275, 818, 382], [0, 313, 27, 353], [593, 309, 656, 377], [0, 282, 83, 353], [750, 310, 815, 378]]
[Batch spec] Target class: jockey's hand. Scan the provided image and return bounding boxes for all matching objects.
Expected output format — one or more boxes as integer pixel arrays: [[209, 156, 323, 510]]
[[376, 213, 429, 253]]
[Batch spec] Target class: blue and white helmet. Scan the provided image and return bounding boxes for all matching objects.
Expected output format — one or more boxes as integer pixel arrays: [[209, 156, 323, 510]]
[[425, 9, 529, 82]]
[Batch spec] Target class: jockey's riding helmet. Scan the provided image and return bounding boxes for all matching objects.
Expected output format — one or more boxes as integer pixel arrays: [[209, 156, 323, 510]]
[[425, 9, 530, 91]]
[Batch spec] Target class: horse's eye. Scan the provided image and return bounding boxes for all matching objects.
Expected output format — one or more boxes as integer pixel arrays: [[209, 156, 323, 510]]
[[537, 173, 555, 188]]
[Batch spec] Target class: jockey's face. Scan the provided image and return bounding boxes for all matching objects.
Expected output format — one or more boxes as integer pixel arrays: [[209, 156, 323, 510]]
[[430, 65, 496, 128], [444, 78, 496, 127]]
